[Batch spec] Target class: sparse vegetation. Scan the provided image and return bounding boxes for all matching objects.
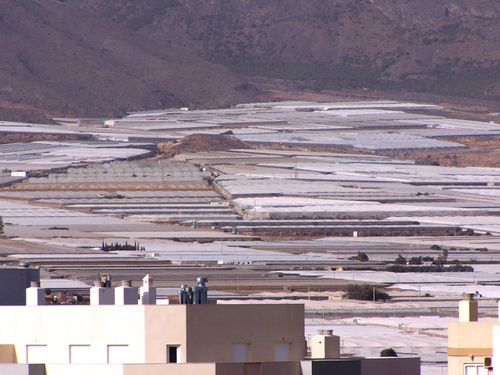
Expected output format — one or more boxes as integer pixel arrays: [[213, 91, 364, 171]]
[[394, 254, 406, 264], [408, 256, 423, 265], [380, 348, 398, 357], [92, 0, 181, 31], [343, 284, 391, 302], [99, 194, 126, 199], [357, 251, 369, 262], [386, 262, 473, 273], [101, 241, 145, 252]]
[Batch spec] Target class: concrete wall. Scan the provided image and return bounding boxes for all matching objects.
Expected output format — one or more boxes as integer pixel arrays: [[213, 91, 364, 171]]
[[301, 357, 420, 375], [0, 364, 45, 375], [301, 358, 361, 375], [0, 306, 147, 364], [216, 361, 301, 375], [360, 357, 420, 375], [144, 305, 187, 363], [492, 326, 500, 375], [46, 363, 217, 375], [0, 344, 16, 363], [310, 335, 340, 359], [45, 362, 300, 375], [0, 268, 39, 305], [185, 304, 305, 363], [448, 321, 500, 375], [45, 364, 123, 375], [124, 363, 216, 375], [0, 304, 304, 367]]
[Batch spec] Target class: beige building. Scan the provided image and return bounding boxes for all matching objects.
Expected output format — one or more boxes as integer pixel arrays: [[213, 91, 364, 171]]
[[448, 294, 498, 375], [0, 303, 304, 374], [0, 280, 420, 375]]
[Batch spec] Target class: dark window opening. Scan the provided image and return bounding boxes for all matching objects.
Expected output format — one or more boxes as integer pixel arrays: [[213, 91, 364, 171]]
[[168, 345, 178, 363]]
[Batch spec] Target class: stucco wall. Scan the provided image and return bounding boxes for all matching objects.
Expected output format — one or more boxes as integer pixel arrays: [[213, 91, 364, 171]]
[[0, 268, 39, 306], [0, 344, 16, 363], [361, 357, 420, 375], [124, 363, 216, 375], [216, 361, 301, 375], [0, 303, 305, 367], [0, 306, 148, 364], [185, 304, 305, 363], [448, 321, 499, 375], [0, 363, 45, 375], [45, 364, 123, 375], [144, 305, 187, 363], [301, 358, 362, 375]]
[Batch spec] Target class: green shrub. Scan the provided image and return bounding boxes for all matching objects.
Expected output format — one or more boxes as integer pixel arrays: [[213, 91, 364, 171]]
[[380, 348, 398, 357], [343, 284, 391, 302]]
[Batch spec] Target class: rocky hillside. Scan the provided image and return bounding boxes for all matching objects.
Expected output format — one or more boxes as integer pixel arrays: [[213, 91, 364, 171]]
[[2, 0, 500, 122], [142, 0, 500, 97], [0, 0, 258, 122]]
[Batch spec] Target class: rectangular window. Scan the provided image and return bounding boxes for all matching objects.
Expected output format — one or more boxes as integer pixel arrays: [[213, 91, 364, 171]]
[[107, 345, 129, 364], [26, 345, 48, 364], [232, 343, 249, 362], [274, 343, 291, 361], [167, 345, 180, 363], [70, 345, 92, 364], [464, 364, 488, 375]]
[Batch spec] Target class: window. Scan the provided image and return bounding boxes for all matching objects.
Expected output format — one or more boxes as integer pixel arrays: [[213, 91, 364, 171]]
[[167, 345, 180, 363], [232, 344, 249, 362], [464, 364, 488, 375], [26, 345, 47, 364], [107, 345, 129, 364], [70, 345, 92, 364], [274, 343, 291, 361]]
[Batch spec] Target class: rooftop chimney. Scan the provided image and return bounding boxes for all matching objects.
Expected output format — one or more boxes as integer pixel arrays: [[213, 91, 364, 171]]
[[459, 293, 478, 322], [26, 281, 45, 306], [115, 280, 138, 305], [310, 329, 340, 359], [90, 281, 115, 305], [178, 277, 209, 305], [139, 274, 156, 305]]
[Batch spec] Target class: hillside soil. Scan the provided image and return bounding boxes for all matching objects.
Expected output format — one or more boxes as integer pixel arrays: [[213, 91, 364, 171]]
[[157, 134, 253, 158]]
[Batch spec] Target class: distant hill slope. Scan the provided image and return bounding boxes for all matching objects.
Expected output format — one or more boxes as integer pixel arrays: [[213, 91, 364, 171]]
[[0, 0, 257, 122], [2, 0, 500, 122], [78, 0, 500, 99]]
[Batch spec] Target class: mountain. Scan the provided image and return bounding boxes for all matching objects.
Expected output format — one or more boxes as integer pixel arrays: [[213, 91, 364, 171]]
[[2, 0, 500, 122], [137, 0, 500, 97], [0, 0, 258, 122]]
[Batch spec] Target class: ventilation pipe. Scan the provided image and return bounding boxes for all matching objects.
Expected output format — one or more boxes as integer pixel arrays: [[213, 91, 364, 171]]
[[178, 277, 208, 304], [459, 293, 478, 322]]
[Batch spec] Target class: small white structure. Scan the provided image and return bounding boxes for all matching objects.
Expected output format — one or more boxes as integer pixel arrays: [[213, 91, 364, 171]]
[[459, 293, 478, 322], [90, 281, 115, 305], [25, 282, 45, 306], [139, 274, 156, 305], [10, 171, 27, 177], [310, 329, 340, 359], [115, 280, 138, 305]]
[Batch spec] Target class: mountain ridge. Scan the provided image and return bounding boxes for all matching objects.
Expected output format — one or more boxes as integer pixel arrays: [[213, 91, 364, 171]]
[[0, 0, 258, 122], [2, 0, 500, 122]]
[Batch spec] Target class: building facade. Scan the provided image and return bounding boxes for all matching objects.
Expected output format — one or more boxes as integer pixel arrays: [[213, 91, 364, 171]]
[[448, 294, 499, 375]]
